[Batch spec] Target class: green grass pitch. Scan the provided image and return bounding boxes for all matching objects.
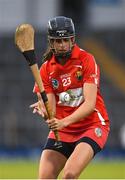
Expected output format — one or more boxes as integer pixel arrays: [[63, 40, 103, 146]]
[[0, 159, 125, 179]]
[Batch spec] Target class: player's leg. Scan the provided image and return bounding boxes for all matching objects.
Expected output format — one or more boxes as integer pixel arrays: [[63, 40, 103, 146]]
[[38, 138, 69, 179], [62, 141, 95, 179], [62, 125, 109, 179], [38, 149, 67, 179]]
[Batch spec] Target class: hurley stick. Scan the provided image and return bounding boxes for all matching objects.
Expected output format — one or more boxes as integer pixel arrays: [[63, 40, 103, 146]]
[[15, 24, 61, 146]]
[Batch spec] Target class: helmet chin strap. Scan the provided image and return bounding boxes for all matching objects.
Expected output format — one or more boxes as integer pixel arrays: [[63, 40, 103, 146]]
[[55, 50, 72, 65]]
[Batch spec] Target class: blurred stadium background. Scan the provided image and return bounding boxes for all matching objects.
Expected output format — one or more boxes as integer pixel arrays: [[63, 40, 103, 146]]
[[0, 0, 125, 178]]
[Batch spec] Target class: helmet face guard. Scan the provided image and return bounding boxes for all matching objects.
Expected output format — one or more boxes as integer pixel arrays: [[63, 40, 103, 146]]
[[47, 16, 75, 59]]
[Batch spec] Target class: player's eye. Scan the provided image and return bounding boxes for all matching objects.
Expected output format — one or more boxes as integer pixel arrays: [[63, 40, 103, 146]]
[[55, 39, 62, 43], [63, 38, 69, 42]]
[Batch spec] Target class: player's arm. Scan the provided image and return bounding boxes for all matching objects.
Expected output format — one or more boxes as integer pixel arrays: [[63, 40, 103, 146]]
[[63, 82, 97, 126]]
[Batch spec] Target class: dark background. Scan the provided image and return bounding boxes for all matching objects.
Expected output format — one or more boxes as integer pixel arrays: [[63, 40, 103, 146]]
[[0, 0, 125, 159]]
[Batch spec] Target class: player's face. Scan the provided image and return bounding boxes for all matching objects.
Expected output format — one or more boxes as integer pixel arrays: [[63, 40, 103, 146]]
[[50, 37, 74, 54]]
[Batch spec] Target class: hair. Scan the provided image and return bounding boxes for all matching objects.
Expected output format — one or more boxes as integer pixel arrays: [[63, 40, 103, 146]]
[[42, 46, 53, 63]]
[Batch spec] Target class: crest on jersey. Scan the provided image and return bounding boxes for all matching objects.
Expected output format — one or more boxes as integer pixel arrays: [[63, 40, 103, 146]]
[[52, 78, 59, 89], [94, 128, 102, 137], [75, 70, 83, 81]]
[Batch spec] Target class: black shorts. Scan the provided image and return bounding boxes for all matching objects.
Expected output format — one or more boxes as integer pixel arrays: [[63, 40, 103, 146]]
[[43, 137, 101, 159]]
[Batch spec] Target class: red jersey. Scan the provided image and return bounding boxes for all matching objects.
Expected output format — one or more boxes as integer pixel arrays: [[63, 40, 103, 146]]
[[33, 44, 110, 142]]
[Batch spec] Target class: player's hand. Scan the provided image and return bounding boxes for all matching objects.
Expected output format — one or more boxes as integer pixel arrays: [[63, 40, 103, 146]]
[[46, 118, 66, 130], [30, 101, 47, 118]]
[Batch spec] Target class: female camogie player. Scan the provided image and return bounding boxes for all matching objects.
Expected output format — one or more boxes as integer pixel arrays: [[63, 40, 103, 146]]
[[30, 16, 110, 179]]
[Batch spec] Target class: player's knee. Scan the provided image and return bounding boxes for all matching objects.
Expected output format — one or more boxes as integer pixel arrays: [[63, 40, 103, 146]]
[[38, 171, 57, 179], [62, 169, 77, 179]]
